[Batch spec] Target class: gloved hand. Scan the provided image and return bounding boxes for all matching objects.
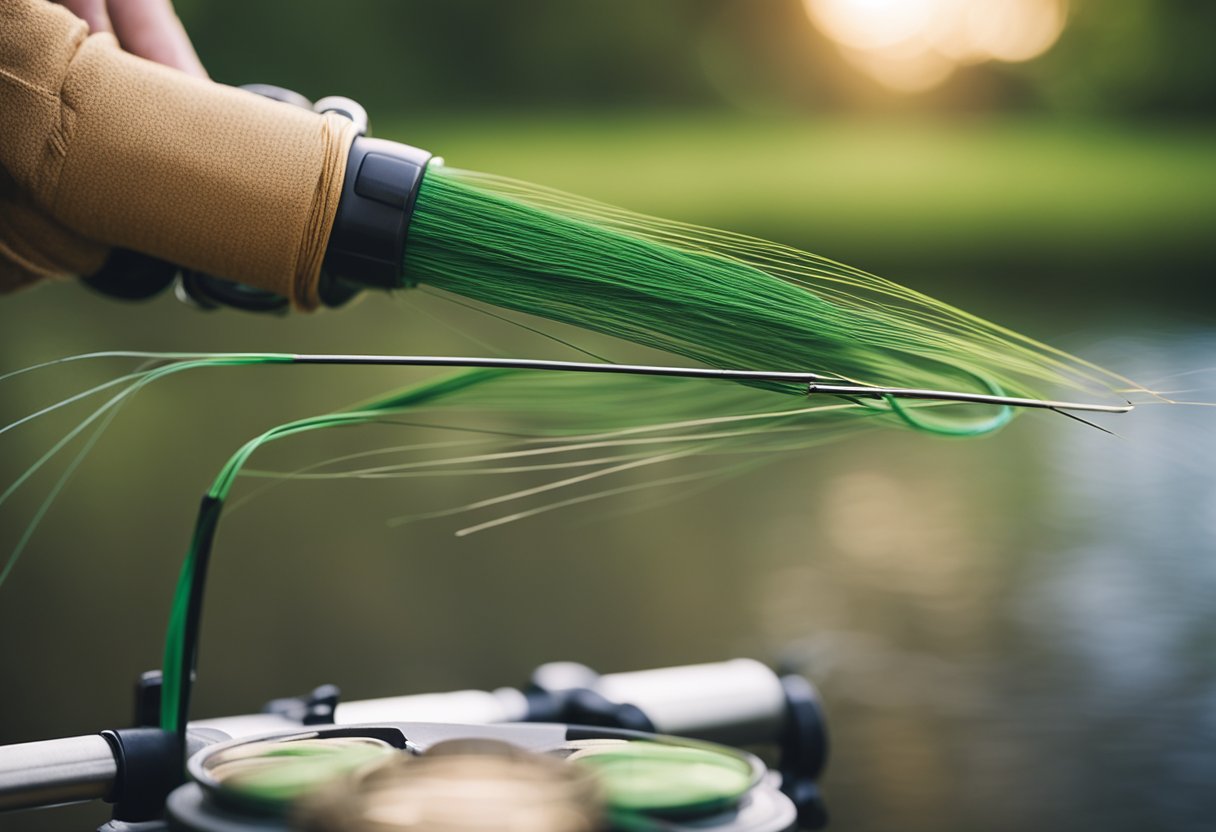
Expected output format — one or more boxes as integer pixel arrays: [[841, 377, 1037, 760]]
[[0, 167, 109, 292], [0, 0, 204, 296], [0, 0, 353, 309]]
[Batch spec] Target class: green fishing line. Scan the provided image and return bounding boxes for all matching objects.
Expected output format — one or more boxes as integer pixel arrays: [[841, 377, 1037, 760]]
[[405, 167, 1131, 409], [208, 737, 394, 809], [567, 741, 755, 816], [3, 164, 1139, 749], [157, 368, 887, 736]]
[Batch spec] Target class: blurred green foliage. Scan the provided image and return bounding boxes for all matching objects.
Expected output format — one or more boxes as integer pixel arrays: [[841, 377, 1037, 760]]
[[2, 7, 1214, 832], [1042, 0, 1216, 116], [173, 0, 1216, 117], [161, 0, 1216, 308], [392, 114, 1216, 304]]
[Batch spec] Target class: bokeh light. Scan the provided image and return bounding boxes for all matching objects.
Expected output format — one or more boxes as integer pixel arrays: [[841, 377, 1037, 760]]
[[804, 0, 1068, 92]]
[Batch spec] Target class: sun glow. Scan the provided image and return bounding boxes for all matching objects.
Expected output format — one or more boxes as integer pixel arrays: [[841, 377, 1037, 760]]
[[804, 0, 1068, 92]]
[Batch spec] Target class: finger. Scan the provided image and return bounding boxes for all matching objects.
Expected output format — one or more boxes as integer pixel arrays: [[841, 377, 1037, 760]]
[[106, 0, 208, 78], [54, 0, 114, 33]]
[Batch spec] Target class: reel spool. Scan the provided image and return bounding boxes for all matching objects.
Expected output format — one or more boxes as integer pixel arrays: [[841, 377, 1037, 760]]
[[165, 723, 798, 832]]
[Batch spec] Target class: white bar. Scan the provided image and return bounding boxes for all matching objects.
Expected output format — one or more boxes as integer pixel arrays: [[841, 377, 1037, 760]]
[[335, 688, 529, 726], [595, 659, 787, 744], [0, 735, 116, 811]]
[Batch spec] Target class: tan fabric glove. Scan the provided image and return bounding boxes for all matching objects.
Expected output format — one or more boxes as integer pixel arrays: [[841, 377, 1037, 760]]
[[0, 1, 109, 292], [0, 166, 109, 291], [0, 0, 357, 309]]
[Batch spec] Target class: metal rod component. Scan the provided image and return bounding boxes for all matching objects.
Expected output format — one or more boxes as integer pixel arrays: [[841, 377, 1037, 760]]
[[807, 383, 1134, 414], [286, 353, 1133, 414], [289, 354, 830, 383], [0, 735, 115, 811]]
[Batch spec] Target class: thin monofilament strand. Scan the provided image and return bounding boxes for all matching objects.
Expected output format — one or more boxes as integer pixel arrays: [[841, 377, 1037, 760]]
[[407, 168, 1138, 407]]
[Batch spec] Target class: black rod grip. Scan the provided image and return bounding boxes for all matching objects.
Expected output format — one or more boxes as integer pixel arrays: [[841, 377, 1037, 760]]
[[322, 137, 433, 294]]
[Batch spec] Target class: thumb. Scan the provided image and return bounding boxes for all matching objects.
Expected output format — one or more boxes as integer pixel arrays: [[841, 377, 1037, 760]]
[[106, 0, 208, 78]]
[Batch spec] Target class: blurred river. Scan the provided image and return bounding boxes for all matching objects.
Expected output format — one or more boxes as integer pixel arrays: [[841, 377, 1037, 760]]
[[0, 285, 1212, 832]]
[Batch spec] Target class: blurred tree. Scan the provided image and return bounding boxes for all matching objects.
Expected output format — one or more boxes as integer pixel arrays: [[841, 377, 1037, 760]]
[[1035, 0, 1216, 116], [174, 0, 720, 115], [171, 0, 1214, 118]]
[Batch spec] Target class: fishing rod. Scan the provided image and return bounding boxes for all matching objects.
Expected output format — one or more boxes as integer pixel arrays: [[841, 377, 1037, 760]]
[[0, 658, 828, 831], [42, 350, 1127, 415]]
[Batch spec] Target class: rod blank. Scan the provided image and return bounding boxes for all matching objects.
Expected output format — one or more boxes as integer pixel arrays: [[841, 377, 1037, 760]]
[[287, 354, 1133, 414]]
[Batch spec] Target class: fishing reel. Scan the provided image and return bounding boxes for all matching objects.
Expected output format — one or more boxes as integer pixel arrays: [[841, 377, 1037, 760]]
[[82, 84, 429, 314], [0, 659, 828, 832]]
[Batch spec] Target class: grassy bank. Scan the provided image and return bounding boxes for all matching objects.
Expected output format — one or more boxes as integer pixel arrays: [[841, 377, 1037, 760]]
[[384, 114, 1216, 305]]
